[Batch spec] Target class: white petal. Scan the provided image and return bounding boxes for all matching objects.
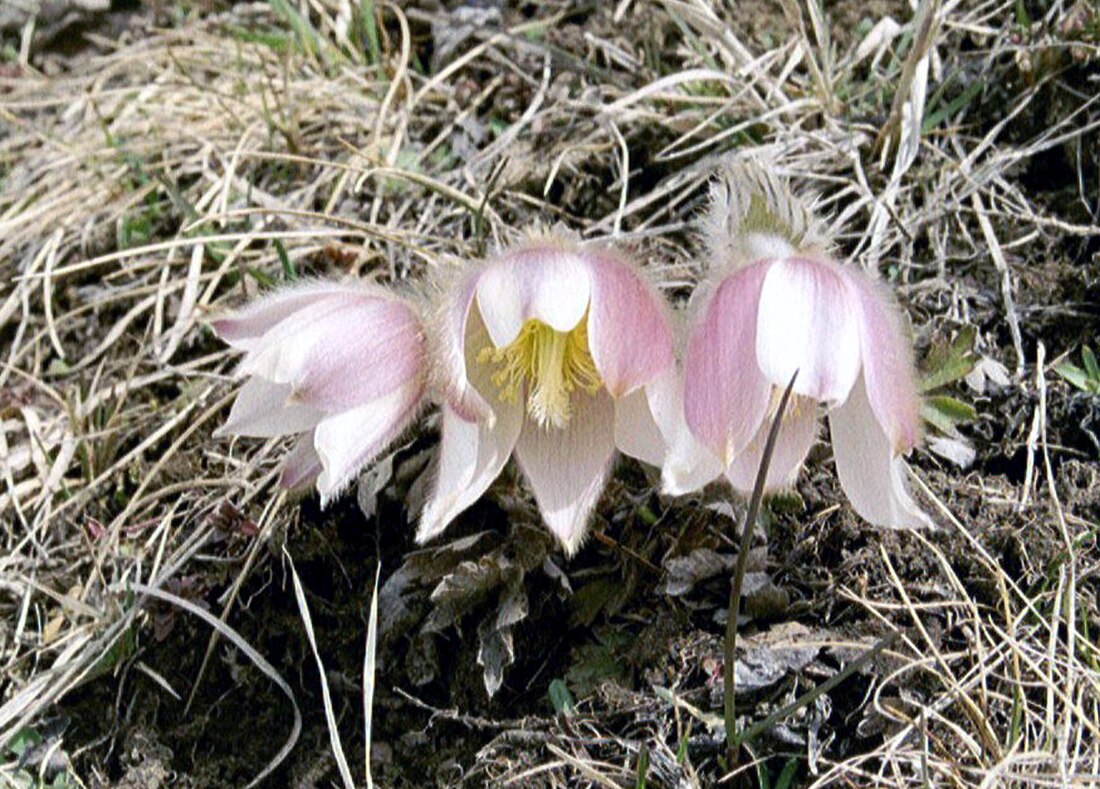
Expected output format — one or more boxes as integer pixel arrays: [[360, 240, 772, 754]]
[[724, 397, 819, 492], [646, 367, 724, 495], [829, 376, 932, 529], [416, 399, 524, 543], [475, 245, 592, 347], [613, 387, 666, 467], [756, 257, 862, 405], [314, 380, 422, 502], [215, 377, 323, 438], [514, 391, 616, 555]]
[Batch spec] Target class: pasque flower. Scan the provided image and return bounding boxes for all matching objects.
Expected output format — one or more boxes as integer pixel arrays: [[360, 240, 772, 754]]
[[664, 162, 930, 528], [419, 233, 674, 554], [212, 281, 426, 501]]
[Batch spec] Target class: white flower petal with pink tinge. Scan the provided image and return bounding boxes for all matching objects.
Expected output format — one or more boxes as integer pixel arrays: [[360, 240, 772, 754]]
[[724, 398, 819, 491], [683, 262, 772, 463], [215, 377, 323, 438], [211, 282, 358, 345], [755, 257, 862, 405], [418, 310, 525, 541], [612, 387, 666, 468], [234, 297, 422, 410], [585, 251, 673, 397], [475, 245, 591, 347], [417, 399, 524, 544], [314, 380, 423, 501], [829, 375, 931, 529], [513, 391, 617, 555], [439, 270, 493, 423], [849, 275, 921, 452]]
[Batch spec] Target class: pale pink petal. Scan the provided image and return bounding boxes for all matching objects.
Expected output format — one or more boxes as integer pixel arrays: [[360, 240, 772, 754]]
[[683, 262, 773, 463], [280, 298, 424, 410], [514, 390, 616, 555], [724, 397, 819, 492], [416, 398, 524, 543], [313, 380, 423, 502], [214, 378, 323, 438], [439, 268, 493, 423], [585, 249, 673, 397], [475, 243, 591, 347], [829, 375, 932, 529], [645, 367, 724, 494], [848, 273, 921, 453], [613, 387, 665, 467], [211, 282, 359, 345], [234, 297, 366, 376], [280, 435, 323, 489], [755, 257, 862, 405]]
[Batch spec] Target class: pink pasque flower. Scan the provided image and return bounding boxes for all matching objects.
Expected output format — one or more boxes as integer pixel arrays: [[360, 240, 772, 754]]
[[664, 162, 930, 528], [418, 234, 674, 554], [212, 281, 426, 501]]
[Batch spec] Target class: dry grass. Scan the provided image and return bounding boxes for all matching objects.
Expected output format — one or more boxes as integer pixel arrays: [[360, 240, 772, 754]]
[[1, 0, 1098, 785]]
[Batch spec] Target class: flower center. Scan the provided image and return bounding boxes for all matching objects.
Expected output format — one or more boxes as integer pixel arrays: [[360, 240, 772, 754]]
[[478, 317, 602, 429]]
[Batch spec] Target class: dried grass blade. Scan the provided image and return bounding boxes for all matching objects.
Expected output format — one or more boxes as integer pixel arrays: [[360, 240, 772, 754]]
[[287, 551, 355, 789]]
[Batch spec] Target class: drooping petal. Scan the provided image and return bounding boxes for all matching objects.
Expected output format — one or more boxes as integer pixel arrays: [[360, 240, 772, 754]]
[[613, 387, 666, 467], [313, 380, 423, 501], [585, 249, 674, 397], [438, 268, 493, 423], [513, 390, 616, 555], [828, 375, 931, 529], [211, 282, 359, 346], [280, 435, 323, 489], [683, 262, 772, 463], [281, 297, 424, 410], [646, 367, 724, 494], [755, 256, 862, 405], [214, 377, 323, 438], [848, 273, 922, 453], [724, 396, 819, 492], [475, 243, 591, 348], [416, 398, 524, 543]]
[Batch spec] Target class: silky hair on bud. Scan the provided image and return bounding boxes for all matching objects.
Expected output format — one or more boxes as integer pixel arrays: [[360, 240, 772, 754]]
[[699, 158, 829, 275]]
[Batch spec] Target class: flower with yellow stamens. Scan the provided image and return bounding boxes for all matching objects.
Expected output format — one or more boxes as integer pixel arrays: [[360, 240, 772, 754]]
[[420, 233, 674, 554]]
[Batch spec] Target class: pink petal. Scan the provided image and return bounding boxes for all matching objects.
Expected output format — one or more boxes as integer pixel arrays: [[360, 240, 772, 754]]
[[585, 249, 673, 397], [683, 262, 773, 463], [313, 380, 423, 502], [513, 390, 616, 555], [849, 274, 922, 453], [613, 387, 666, 467], [724, 397, 819, 492], [475, 242, 591, 348], [234, 297, 367, 376], [280, 435, 323, 489], [281, 297, 424, 410], [214, 378, 323, 438], [828, 375, 931, 528], [416, 398, 524, 543], [211, 282, 358, 345], [755, 257, 862, 405], [439, 268, 493, 423]]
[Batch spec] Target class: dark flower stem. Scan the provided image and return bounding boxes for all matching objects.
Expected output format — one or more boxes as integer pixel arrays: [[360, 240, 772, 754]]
[[724, 370, 798, 769]]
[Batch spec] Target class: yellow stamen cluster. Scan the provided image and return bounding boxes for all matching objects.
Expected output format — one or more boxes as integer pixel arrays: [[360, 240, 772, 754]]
[[478, 317, 602, 429]]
